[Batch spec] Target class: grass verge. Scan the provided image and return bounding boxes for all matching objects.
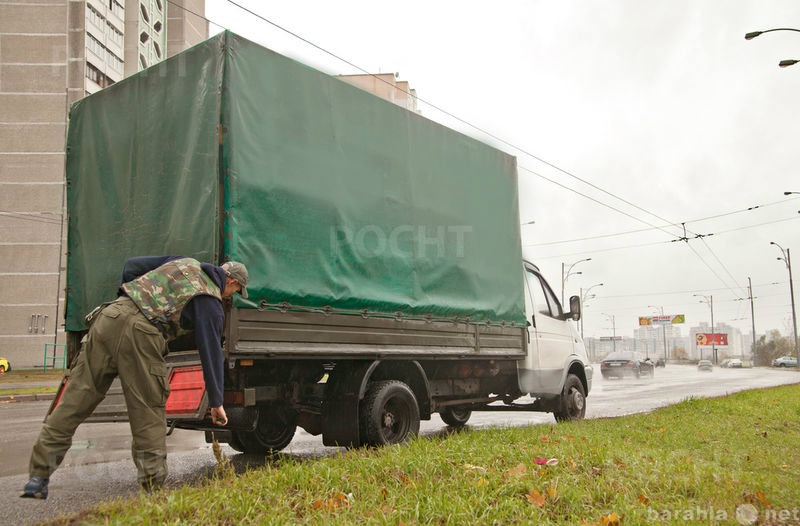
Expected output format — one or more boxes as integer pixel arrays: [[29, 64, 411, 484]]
[[47, 384, 800, 525], [0, 386, 58, 396], [0, 369, 64, 384]]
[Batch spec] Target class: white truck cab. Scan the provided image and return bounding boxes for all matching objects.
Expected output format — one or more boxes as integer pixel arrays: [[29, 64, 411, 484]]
[[518, 261, 593, 420]]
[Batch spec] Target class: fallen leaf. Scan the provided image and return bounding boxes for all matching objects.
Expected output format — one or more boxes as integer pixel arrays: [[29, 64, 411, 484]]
[[506, 463, 527, 478], [756, 491, 772, 507], [638, 494, 649, 505], [313, 492, 351, 512], [463, 463, 488, 472], [547, 483, 558, 499], [526, 489, 546, 507], [601, 512, 620, 525]]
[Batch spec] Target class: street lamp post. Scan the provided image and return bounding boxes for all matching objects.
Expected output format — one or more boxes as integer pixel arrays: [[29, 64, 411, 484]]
[[562, 258, 591, 306], [694, 294, 716, 363], [602, 313, 616, 353], [648, 305, 669, 362], [745, 28, 800, 68], [770, 241, 799, 367], [579, 283, 603, 340]]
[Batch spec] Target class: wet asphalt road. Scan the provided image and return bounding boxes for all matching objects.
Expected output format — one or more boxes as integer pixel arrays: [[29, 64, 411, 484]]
[[1, 364, 798, 526]]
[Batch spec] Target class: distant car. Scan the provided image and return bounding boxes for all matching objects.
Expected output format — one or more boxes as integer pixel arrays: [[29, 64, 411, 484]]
[[697, 360, 713, 372], [728, 358, 743, 368], [655, 357, 666, 367], [0, 357, 9, 374], [601, 351, 655, 379], [719, 359, 731, 368], [772, 356, 798, 368]]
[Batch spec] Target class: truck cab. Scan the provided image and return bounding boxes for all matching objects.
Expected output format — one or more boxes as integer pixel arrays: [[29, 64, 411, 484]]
[[519, 262, 592, 396]]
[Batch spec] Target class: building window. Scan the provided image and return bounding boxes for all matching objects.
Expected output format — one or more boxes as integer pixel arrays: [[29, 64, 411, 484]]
[[86, 62, 115, 89]]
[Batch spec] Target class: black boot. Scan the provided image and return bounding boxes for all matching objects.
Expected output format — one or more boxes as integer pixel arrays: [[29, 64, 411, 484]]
[[20, 476, 49, 499]]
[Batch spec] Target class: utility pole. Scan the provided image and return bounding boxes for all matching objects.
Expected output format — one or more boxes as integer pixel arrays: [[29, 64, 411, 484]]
[[748, 277, 756, 365], [694, 294, 716, 363], [711, 295, 716, 364], [648, 305, 669, 362], [602, 313, 616, 353], [771, 242, 798, 367]]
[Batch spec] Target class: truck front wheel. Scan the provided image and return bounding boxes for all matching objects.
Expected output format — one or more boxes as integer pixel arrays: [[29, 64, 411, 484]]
[[360, 380, 420, 446], [553, 373, 586, 422]]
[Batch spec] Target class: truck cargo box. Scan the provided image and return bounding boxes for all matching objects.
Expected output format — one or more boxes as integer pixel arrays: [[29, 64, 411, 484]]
[[64, 31, 526, 333]]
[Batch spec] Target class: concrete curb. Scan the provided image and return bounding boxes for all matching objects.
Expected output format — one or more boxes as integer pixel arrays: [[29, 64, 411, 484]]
[[0, 393, 56, 403]]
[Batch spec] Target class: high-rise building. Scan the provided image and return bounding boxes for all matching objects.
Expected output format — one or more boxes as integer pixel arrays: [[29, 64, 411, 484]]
[[0, 0, 207, 368], [338, 73, 420, 114]]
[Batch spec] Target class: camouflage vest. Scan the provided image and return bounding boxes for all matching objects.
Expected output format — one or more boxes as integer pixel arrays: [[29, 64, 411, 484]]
[[122, 257, 221, 340]]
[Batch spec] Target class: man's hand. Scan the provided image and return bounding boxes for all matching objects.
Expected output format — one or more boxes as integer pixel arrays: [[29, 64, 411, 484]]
[[210, 406, 228, 426]]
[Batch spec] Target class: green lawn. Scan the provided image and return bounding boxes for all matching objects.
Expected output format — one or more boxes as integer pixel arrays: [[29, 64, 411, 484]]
[[0, 368, 64, 384], [46, 384, 800, 525]]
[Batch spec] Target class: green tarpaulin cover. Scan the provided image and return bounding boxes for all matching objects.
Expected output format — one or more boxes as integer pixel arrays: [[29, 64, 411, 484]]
[[65, 31, 525, 331]]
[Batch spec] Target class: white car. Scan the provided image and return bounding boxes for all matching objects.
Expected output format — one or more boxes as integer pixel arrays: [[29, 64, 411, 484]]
[[772, 356, 798, 368]]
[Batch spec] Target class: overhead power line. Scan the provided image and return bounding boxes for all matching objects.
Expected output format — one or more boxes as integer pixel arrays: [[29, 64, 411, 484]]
[[168, 0, 763, 298], [178, 0, 688, 239]]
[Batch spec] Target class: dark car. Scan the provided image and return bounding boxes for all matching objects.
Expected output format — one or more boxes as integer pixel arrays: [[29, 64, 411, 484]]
[[601, 351, 655, 379], [654, 357, 666, 367]]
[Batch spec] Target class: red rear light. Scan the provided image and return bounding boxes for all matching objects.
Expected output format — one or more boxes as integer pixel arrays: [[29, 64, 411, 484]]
[[166, 366, 206, 415]]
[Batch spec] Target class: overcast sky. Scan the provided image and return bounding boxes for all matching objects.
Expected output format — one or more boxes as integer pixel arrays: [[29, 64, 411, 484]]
[[204, 0, 800, 341]]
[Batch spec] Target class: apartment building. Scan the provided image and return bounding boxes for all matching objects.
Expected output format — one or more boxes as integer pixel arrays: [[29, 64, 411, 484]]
[[0, 0, 207, 368]]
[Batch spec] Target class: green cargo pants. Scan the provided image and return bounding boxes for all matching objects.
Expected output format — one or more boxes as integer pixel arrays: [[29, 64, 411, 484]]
[[29, 297, 170, 490]]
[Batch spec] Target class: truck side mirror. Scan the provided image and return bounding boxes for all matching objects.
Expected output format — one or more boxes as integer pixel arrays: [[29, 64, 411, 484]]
[[567, 295, 581, 321]]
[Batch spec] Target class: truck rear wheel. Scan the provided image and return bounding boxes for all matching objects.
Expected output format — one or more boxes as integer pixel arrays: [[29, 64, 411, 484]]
[[439, 407, 472, 427], [553, 373, 586, 422], [360, 380, 420, 446], [229, 406, 296, 454]]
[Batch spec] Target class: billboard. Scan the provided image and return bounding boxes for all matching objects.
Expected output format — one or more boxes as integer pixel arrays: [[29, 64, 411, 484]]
[[639, 314, 685, 326], [695, 333, 728, 346]]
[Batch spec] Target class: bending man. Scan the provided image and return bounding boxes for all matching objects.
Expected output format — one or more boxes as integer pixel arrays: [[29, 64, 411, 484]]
[[22, 256, 249, 498]]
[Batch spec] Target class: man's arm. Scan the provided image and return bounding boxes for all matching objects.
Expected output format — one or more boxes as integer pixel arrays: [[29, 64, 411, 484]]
[[183, 295, 226, 411]]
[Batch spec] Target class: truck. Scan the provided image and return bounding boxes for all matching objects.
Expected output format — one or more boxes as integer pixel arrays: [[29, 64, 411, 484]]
[[56, 31, 592, 452]]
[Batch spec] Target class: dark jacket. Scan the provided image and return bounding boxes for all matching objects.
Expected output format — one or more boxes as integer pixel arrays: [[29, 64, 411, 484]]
[[120, 256, 226, 407]]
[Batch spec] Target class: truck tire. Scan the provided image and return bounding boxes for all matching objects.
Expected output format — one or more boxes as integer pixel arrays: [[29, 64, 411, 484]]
[[553, 373, 586, 422], [439, 407, 472, 427], [229, 406, 296, 454], [360, 380, 420, 447]]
